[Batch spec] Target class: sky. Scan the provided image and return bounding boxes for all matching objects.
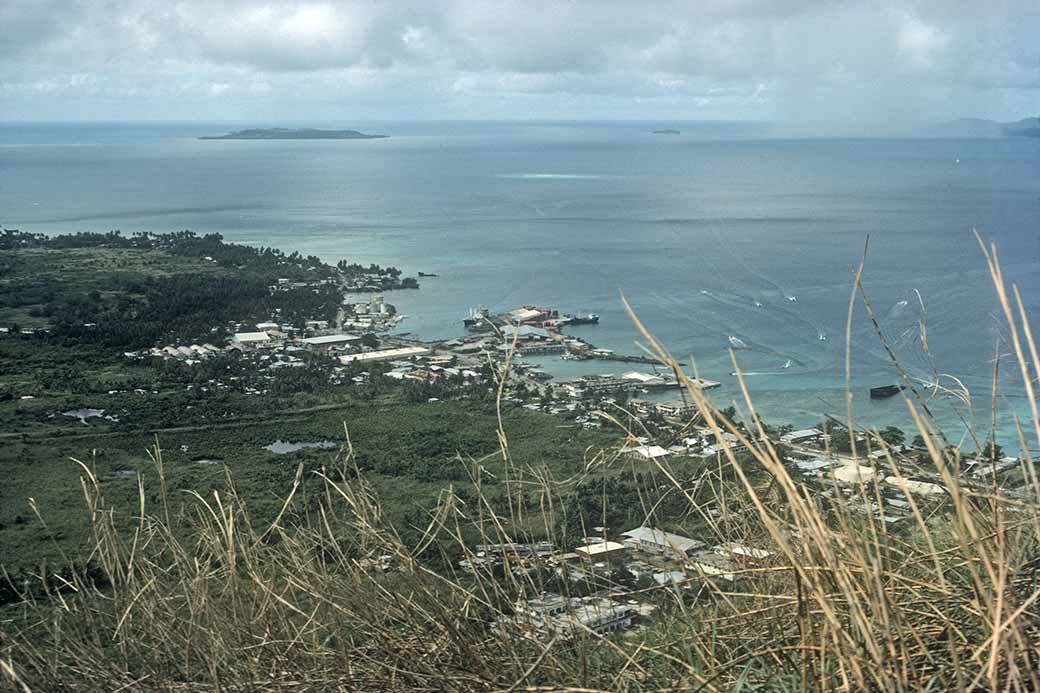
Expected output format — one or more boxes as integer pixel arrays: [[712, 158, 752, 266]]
[[1, 0, 1038, 124]]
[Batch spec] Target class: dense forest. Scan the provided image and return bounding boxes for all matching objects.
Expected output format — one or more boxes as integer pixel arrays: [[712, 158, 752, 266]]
[[0, 229, 417, 347]]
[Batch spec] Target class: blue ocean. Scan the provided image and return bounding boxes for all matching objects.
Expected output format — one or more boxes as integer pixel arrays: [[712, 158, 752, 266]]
[[2, 121, 1038, 445]]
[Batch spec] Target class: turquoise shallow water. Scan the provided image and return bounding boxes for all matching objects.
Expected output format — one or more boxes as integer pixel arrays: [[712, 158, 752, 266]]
[[2, 121, 1038, 445]]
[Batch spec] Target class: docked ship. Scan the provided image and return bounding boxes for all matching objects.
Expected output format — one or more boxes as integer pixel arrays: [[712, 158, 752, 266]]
[[563, 312, 600, 326], [464, 306, 491, 329], [870, 384, 906, 399]]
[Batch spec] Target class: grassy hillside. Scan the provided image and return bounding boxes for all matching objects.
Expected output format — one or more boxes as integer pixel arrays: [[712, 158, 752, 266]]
[[2, 234, 1039, 691]]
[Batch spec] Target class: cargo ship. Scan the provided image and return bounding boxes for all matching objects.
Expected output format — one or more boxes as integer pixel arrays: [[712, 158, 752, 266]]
[[870, 384, 906, 399], [563, 312, 599, 326]]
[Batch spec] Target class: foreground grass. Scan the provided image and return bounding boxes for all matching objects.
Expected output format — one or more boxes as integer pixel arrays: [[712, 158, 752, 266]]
[[2, 237, 1039, 691]]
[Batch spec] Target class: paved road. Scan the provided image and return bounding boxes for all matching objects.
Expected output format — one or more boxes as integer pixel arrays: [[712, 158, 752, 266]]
[[0, 400, 361, 443]]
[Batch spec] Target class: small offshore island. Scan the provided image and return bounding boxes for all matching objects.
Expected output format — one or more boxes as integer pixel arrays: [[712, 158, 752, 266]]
[[200, 127, 388, 140]]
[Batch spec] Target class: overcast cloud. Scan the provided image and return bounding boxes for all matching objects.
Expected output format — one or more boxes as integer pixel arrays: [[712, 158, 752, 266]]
[[1, 0, 1037, 123]]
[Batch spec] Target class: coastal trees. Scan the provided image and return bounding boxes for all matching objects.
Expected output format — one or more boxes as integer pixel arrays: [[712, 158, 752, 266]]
[[880, 426, 906, 447]]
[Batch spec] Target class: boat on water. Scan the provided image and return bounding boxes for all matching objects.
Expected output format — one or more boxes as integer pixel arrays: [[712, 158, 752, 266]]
[[786, 295, 797, 302], [818, 332, 827, 341], [782, 359, 792, 369], [754, 300, 763, 307], [728, 335, 750, 349], [564, 312, 600, 326], [464, 306, 491, 329], [870, 384, 906, 399]]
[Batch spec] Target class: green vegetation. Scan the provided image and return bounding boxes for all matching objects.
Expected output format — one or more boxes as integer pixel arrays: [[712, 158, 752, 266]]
[[0, 399, 623, 581], [0, 229, 417, 347]]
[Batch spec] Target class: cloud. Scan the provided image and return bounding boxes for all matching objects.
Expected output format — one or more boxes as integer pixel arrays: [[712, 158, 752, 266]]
[[0, 0, 1037, 121]]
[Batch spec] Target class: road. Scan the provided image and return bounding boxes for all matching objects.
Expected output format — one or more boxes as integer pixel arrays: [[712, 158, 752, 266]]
[[0, 400, 362, 443]]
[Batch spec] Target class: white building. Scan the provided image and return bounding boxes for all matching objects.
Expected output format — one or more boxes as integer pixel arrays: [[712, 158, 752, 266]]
[[339, 346, 430, 364], [654, 400, 698, 419], [573, 541, 627, 561], [884, 476, 946, 496], [620, 526, 705, 560], [514, 594, 636, 637], [781, 428, 824, 445], [624, 445, 671, 461], [231, 331, 272, 346]]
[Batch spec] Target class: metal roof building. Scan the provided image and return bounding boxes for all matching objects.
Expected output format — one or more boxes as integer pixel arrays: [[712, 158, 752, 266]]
[[620, 526, 705, 558]]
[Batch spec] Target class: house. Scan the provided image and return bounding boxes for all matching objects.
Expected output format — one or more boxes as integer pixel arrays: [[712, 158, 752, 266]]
[[690, 553, 739, 583], [715, 543, 774, 563], [573, 541, 627, 562], [654, 400, 697, 419], [620, 526, 705, 560], [255, 321, 280, 331], [795, 457, 838, 475], [564, 599, 635, 635], [624, 445, 671, 461], [452, 342, 485, 355], [867, 445, 905, 461], [514, 594, 635, 637], [780, 428, 824, 445], [231, 331, 272, 346], [971, 456, 1020, 478], [652, 570, 688, 586]]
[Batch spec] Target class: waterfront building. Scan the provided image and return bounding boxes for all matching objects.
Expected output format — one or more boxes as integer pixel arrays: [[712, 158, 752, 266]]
[[300, 334, 362, 349]]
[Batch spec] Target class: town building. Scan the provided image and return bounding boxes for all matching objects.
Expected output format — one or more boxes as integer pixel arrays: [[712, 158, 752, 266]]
[[573, 541, 627, 562], [620, 526, 705, 560], [653, 400, 698, 419], [231, 331, 272, 346], [513, 594, 636, 637], [624, 445, 672, 461], [690, 553, 739, 583], [475, 542, 554, 557], [780, 428, 824, 446], [300, 334, 362, 349], [339, 346, 430, 364]]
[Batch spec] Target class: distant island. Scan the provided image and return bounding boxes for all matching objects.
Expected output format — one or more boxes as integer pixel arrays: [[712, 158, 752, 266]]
[[652, 129, 681, 135], [932, 116, 1040, 139], [200, 128, 388, 140]]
